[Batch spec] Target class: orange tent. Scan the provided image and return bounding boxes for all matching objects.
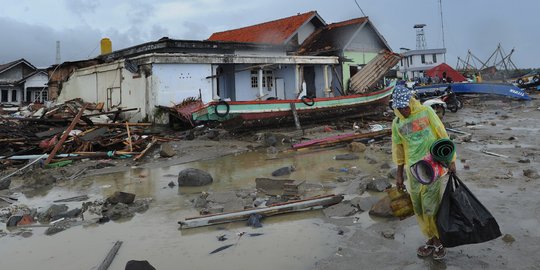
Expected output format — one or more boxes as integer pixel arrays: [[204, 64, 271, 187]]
[[425, 63, 467, 82]]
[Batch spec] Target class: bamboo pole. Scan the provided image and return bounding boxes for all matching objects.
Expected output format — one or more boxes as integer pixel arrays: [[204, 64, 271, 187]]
[[125, 122, 133, 152]]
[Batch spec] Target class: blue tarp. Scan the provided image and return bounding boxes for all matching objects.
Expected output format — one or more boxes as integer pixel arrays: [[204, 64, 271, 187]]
[[415, 83, 531, 100]]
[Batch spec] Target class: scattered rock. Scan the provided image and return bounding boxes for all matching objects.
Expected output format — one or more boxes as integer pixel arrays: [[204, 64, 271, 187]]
[[45, 219, 77, 235], [323, 201, 358, 217], [523, 169, 540, 179], [387, 168, 404, 180], [107, 191, 136, 205], [350, 196, 379, 212], [266, 146, 278, 155], [23, 171, 58, 188], [369, 196, 393, 218], [207, 192, 238, 204], [271, 166, 295, 177], [518, 158, 531, 164], [178, 168, 213, 186], [200, 205, 224, 215], [463, 164, 470, 170], [364, 156, 378, 164], [0, 178, 11, 190], [502, 234, 515, 244], [193, 195, 208, 208], [335, 154, 359, 160], [262, 133, 277, 147], [159, 142, 176, 158], [508, 136, 516, 141], [38, 204, 68, 223], [52, 208, 81, 221], [206, 130, 220, 141], [381, 229, 395, 239], [266, 196, 288, 206], [490, 122, 497, 126], [223, 198, 244, 212], [103, 203, 133, 221], [167, 181, 176, 188], [379, 162, 392, 169], [6, 213, 34, 227], [125, 260, 156, 270], [348, 142, 367, 153], [366, 178, 392, 192]]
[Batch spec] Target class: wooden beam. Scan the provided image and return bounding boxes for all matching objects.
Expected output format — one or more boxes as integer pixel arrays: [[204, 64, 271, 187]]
[[44, 104, 89, 166]]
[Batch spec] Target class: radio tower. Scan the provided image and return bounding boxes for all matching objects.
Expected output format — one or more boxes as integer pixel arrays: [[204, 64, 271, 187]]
[[414, 24, 427, 50]]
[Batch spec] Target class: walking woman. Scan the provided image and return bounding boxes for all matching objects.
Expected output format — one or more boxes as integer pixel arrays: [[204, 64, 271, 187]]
[[391, 83, 456, 260]]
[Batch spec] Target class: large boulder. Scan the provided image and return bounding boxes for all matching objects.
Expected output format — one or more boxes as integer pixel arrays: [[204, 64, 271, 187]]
[[107, 191, 136, 205], [159, 142, 176, 158], [125, 260, 156, 270], [177, 168, 213, 186], [271, 166, 295, 177]]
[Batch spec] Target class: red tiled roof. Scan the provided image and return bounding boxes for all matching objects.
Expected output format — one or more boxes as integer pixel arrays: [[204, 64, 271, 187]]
[[208, 11, 318, 44]]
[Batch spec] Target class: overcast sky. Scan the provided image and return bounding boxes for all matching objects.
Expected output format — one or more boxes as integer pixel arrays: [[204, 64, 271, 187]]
[[1, 0, 538, 68]]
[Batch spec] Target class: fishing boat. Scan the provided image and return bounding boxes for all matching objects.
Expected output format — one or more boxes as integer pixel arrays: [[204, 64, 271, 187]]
[[415, 82, 530, 100], [172, 81, 396, 130]]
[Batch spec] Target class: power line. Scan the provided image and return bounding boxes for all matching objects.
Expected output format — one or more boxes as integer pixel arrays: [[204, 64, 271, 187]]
[[354, 0, 367, 17]]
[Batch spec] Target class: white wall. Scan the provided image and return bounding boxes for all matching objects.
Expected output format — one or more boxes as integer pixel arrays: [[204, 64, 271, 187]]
[[25, 73, 48, 88], [152, 63, 213, 106], [273, 64, 297, 99], [347, 24, 386, 53], [234, 65, 259, 101], [298, 22, 316, 44]]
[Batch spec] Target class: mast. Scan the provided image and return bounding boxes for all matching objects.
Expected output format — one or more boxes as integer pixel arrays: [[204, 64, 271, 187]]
[[438, 0, 446, 62]]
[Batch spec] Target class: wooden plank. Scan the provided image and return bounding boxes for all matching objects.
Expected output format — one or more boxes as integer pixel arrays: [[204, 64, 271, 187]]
[[179, 194, 343, 229], [125, 122, 133, 152], [133, 138, 157, 161], [289, 103, 302, 131], [97, 241, 123, 270], [292, 129, 390, 150], [44, 104, 88, 166]]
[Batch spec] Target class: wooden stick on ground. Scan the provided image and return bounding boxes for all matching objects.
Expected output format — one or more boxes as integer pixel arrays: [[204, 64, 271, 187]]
[[44, 104, 88, 166], [134, 138, 157, 161], [97, 241, 123, 270], [126, 122, 133, 152]]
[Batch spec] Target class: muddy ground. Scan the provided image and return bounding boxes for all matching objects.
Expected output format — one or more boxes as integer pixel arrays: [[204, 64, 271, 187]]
[[1, 91, 539, 269]]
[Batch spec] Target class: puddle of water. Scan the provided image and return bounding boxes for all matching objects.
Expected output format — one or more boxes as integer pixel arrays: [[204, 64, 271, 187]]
[[1, 146, 391, 270]]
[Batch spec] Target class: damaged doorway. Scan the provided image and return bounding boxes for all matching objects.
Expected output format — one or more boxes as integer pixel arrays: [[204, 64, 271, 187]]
[[107, 87, 122, 110], [303, 66, 316, 97]]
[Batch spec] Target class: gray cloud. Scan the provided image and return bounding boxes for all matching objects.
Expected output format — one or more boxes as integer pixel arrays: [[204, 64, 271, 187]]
[[64, 0, 99, 15], [182, 21, 209, 40]]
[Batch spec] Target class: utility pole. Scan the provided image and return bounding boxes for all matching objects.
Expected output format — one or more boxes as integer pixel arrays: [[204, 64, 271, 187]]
[[56, 41, 61, 65], [439, 0, 447, 62]]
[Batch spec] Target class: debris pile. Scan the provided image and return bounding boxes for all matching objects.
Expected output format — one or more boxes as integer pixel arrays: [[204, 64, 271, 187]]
[[1, 99, 176, 178]]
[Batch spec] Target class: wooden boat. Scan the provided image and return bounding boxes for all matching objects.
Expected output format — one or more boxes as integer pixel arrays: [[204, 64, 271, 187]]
[[173, 81, 396, 129], [178, 194, 343, 229], [415, 82, 530, 100]]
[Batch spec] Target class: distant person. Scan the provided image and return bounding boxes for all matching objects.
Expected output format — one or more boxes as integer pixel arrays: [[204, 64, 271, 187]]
[[446, 77, 453, 84], [391, 85, 457, 260], [427, 76, 433, 85]]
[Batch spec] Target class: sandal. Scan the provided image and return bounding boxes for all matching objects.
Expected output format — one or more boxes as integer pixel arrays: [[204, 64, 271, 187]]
[[433, 244, 446, 260], [416, 245, 435, 257]]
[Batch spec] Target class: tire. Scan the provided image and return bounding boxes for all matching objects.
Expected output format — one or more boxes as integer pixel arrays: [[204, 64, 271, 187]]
[[449, 103, 459, 113], [301, 95, 315, 106], [456, 97, 464, 109], [433, 104, 445, 119], [214, 100, 230, 117]]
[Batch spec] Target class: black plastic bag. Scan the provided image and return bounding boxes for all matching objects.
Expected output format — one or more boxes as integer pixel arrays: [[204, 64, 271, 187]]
[[436, 173, 502, 248]]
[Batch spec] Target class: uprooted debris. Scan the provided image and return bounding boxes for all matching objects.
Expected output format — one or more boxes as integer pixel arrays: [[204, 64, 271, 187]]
[[0, 99, 178, 185]]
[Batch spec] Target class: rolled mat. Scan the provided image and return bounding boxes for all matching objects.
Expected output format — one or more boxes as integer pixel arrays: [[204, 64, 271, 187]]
[[411, 154, 448, 185], [430, 139, 455, 166]]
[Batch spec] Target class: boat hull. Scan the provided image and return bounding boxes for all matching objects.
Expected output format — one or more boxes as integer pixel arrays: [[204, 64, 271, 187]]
[[190, 84, 395, 129], [415, 83, 530, 100]]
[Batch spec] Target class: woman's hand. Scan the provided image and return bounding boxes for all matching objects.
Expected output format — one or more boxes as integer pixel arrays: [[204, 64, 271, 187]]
[[448, 161, 456, 174]]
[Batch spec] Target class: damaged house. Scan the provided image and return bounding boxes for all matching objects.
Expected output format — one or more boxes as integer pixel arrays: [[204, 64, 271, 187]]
[[51, 39, 337, 123], [50, 11, 398, 126], [0, 59, 49, 105]]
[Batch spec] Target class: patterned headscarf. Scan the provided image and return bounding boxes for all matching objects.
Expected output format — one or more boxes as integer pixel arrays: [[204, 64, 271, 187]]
[[392, 85, 412, 109]]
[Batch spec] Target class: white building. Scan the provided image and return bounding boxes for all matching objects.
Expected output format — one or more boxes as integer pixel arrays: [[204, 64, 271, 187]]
[[0, 59, 49, 105], [397, 48, 446, 79]]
